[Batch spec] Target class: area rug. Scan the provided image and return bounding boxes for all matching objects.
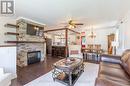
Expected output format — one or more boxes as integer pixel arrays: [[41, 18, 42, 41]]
[[24, 63, 99, 86]]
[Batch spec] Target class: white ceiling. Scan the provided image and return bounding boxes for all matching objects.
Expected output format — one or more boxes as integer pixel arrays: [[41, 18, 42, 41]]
[[15, 0, 130, 29]]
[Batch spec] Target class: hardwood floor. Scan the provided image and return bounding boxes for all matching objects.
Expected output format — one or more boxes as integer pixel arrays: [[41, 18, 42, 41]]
[[11, 56, 61, 86]]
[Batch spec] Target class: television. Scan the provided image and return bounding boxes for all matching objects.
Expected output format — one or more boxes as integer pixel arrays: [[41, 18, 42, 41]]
[[27, 24, 44, 36]]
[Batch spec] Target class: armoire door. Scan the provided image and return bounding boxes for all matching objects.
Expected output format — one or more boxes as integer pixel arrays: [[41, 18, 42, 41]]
[[108, 34, 115, 54]]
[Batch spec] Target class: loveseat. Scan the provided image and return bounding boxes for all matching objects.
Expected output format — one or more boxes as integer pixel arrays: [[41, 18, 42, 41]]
[[95, 50, 130, 86]]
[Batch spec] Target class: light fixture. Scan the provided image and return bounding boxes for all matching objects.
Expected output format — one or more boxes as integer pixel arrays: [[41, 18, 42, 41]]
[[68, 25, 75, 29], [88, 27, 96, 38], [34, 26, 39, 30]]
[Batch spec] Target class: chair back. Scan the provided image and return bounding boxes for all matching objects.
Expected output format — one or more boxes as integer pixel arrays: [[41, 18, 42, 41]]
[[87, 44, 93, 50], [94, 44, 101, 50], [68, 45, 83, 58]]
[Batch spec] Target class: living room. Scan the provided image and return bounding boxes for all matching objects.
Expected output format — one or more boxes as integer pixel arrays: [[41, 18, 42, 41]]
[[0, 0, 130, 86]]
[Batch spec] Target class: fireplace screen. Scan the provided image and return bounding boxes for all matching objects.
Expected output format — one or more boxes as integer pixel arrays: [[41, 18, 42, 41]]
[[27, 51, 41, 65]]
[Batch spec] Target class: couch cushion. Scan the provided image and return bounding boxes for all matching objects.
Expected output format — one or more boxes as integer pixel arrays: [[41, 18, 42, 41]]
[[99, 65, 130, 81], [99, 74, 130, 84], [101, 54, 121, 64], [100, 62, 122, 69], [120, 50, 130, 77], [121, 49, 130, 62], [95, 77, 130, 86], [125, 57, 130, 76]]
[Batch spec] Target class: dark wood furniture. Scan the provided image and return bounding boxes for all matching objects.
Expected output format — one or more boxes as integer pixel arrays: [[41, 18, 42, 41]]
[[4, 23, 19, 28], [82, 44, 103, 62], [52, 46, 66, 58], [5, 32, 19, 35], [4, 23, 19, 44], [107, 34, 115, 54], [5, 41, 45, 43], [52, 58, 84, 86]]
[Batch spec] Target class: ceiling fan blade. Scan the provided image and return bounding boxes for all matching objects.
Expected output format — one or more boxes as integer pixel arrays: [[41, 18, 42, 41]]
[[60, 22, 68, 24], [75, 23, 84, 25]]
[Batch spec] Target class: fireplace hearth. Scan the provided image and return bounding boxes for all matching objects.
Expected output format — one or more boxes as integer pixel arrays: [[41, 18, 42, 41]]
[[27, 51, 41, 65]]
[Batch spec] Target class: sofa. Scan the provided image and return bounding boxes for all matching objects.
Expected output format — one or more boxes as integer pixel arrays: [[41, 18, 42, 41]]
[[0, 68, 13, 86], [95, 49, 130, 86]]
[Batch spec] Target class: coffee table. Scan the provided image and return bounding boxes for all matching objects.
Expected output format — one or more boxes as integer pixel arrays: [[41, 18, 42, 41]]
[[52, 58, 84, 86]]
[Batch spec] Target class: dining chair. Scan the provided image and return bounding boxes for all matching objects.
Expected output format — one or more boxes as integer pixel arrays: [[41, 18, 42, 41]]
[[93, 44, 102, 61]]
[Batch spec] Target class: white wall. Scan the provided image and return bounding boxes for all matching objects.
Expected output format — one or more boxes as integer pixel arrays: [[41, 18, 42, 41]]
[[0, 47, 16, 77], [85, 28, 116, 51], [0, 17, 17, 78], [68, 34, 76, 44], [117, 11, 130, 55]]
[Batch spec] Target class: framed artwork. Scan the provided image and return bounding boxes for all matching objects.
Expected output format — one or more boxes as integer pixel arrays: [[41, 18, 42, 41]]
[[81, 36, 86, 48]]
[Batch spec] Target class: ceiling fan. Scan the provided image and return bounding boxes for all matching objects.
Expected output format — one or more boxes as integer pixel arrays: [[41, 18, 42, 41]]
[[60, 19, 84, 29]]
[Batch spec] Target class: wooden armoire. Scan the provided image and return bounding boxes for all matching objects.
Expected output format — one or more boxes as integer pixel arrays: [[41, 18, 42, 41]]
[[108, 34, 115, 54]]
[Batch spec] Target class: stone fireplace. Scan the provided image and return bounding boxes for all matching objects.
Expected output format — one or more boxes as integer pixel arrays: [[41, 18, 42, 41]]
[[17, 43, 44, 67], [17, 19, 45, 67]]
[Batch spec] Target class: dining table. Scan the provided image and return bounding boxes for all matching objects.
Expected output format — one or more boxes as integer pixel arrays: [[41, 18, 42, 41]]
[[82, 48, 103, 62]]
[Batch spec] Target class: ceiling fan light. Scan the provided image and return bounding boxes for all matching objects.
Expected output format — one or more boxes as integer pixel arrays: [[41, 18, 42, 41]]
[[34, 26, 39, 30], [68, 25, 75, 29]]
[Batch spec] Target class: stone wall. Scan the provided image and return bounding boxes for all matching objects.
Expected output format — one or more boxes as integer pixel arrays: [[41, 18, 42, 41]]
[[17, 19, 45, 67]]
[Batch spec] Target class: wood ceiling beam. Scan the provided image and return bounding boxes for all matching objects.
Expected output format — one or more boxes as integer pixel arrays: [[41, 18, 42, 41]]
[[44, 28, 67, 33], [44, 28, 80, 34], [68, 29, 80, 34]]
